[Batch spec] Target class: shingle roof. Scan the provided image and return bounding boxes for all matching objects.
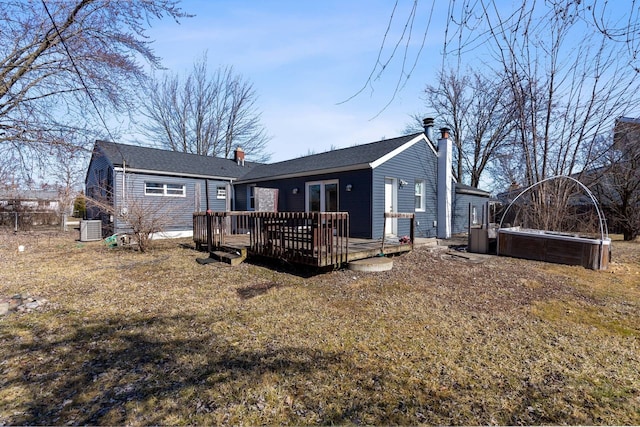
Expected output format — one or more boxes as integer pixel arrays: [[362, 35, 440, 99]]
[[237, 132, 425, 182], [455, 182, 491, 197], [94, 140, 258, 179]]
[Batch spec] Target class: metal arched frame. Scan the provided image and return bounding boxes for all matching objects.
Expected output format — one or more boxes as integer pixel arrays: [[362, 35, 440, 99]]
[[499, 175, 609, 243]]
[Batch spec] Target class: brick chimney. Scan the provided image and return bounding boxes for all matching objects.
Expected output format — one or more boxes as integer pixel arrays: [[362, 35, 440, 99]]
[[234, 147, 245, 166]]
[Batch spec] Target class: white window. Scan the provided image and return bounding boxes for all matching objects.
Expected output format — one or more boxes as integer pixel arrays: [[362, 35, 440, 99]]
[[145, 182, 186, 197], [414, 180, 425, 211], [216, 186, 226, 199], [306, 180, 338, 212]]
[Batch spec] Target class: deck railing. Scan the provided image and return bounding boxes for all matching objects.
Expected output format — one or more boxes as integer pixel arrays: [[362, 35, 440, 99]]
[[381, 212, 415, 252], [194, 211, 350, 267]]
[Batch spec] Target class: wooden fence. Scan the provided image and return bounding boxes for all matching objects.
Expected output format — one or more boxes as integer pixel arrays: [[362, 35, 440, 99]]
[[194, 211, 349, 267]]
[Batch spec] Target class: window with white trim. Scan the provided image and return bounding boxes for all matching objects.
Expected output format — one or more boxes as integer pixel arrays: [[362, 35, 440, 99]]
[[414, 179, 425, 211], [216, 186, 226, 199], [144, 182, 186, 197]]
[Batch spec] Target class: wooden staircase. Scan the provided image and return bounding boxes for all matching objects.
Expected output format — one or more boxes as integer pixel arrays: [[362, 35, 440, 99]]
[[211, 246, 247, 266], [196, 245, 247, 266]]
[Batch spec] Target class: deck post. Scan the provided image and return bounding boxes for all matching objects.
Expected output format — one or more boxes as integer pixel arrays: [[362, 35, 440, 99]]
[[206, 210, 212, 253], [381, 214, 387, 253], [410, 215, 415, 249]]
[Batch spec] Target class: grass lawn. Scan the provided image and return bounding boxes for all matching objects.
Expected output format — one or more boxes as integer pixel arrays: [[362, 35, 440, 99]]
[[0, 230, 639, 425]]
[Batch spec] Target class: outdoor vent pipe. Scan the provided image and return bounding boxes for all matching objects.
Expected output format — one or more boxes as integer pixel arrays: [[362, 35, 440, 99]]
[[423, 117, 434, 142]]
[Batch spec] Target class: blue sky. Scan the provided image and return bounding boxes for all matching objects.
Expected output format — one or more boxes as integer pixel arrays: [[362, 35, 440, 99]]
[[137, 0, 449, 162]]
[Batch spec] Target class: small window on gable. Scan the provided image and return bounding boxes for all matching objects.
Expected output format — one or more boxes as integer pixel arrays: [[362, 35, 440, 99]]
[[217, 186, 226, 199], [415, 180, 425, 212], [145, 182, 185, 197]]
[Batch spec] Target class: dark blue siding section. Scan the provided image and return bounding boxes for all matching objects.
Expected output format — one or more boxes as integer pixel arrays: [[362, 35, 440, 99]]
[[85, 148, 115, 235], [372, 139, 438, 239], [236, 168, 373, 238]]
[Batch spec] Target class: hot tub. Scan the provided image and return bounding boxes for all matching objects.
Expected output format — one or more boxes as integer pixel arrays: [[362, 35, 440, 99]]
[[497, 226, 611, 270]]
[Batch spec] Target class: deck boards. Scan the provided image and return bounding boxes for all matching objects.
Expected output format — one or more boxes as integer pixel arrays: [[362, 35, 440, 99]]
[[218, 234, 414, 264]]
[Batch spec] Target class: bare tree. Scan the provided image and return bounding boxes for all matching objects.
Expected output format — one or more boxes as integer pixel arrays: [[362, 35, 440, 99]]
[[0, 146, 17, 190], [47, 146, 86, 217], [421, 68, 514, 188], [0, 0, 188, 171], [139, 53, 271, 162], [359, 1, 640, 112], [588, 118, 640, 241], [85, 185, 186, 253], [479, 1, 640, 233]]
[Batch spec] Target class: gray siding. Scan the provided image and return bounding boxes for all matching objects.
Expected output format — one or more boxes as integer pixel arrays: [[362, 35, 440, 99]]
[[372, 140, 438, 239], [453, 191, 490, 234], [112, 172, 230, 234]]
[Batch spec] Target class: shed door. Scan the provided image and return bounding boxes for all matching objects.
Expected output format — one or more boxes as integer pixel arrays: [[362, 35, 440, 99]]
[[384, 178, 397, 236]]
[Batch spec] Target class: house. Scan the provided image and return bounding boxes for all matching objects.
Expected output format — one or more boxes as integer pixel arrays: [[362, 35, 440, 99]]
[[0, 189, 61, 213], [580, 116, 640, 240], [85, 121, 491, 239], [85, 140, 257, 237], [234, 124, 490, 239], [0, 188, 64, 229]]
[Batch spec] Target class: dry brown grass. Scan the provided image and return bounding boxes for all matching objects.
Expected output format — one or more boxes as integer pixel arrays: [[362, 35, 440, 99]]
[[0, 229, 639, 425]]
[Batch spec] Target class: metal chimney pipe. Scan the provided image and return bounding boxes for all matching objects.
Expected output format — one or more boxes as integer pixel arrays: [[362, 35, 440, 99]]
[[423, 117, 434, 142]]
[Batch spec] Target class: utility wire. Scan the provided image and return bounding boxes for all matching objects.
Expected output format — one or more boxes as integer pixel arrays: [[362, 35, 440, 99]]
[[40, 0, 117, 143], [41, 0, 128, 210]]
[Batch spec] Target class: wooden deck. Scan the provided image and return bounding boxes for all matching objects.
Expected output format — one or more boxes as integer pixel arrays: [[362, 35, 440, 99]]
[[218, 234, 414, 263], [193, 211, 415, 268]]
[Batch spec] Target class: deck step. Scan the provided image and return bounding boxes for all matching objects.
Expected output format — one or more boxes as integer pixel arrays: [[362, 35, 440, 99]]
[[220, 245, 247, 258], [211, 250, 246, 266]]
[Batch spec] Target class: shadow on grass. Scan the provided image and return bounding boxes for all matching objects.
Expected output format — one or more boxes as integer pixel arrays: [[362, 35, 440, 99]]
[[236, 282, 281, 299], [2, 314, 345, 425]]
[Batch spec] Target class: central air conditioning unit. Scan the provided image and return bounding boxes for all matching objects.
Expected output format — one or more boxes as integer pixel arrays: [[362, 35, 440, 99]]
[[80, 220, 102, 241]]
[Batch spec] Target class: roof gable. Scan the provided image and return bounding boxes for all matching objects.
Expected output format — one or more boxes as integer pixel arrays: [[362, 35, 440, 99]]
[[238, 132, 430, 182], [93, 140, 258, 180]]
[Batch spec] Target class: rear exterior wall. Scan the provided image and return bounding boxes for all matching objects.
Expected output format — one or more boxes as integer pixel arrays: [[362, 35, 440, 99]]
[[234, 168, 374, 238], [452, 192, 490, 234], [114, 171, 230, 234], [372, 140, 438, 239]]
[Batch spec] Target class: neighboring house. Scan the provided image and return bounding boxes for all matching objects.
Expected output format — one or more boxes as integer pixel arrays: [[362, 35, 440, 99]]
[[85, 140, 257, 237], [0, 189, 63, 228], [0, 189, 61, 213], [85, 123, 491, 239]]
